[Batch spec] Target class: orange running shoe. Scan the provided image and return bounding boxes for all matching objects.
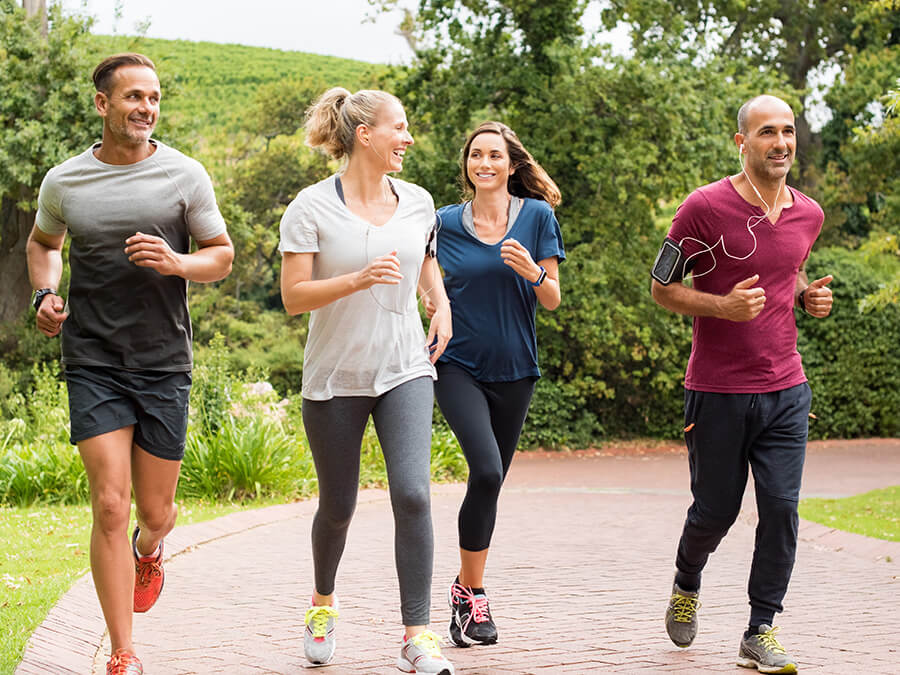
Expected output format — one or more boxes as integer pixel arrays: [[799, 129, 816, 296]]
[[132, 526, 164, 613], [106, 648, 143, 674]]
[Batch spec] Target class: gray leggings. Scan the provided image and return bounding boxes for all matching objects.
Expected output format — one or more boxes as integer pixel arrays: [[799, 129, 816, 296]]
[[301, 376, 435, 625]]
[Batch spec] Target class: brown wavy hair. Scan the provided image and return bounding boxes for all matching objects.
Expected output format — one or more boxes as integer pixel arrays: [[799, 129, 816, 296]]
[[461, 121, 561, 207]]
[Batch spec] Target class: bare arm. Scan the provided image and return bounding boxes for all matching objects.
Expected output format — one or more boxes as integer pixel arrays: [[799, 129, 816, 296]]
[[651, 274, 766, 322], [26, 225, 68, 337], [532, 257, 561, 310], [123, 231, 234, 282], [280, 250, 404, 316], [418, 256, 452, 363]]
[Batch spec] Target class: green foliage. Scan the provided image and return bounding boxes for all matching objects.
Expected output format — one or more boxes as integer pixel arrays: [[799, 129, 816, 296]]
[[0, 364, 86, 506], [798, 246, 900, 439], [180, 416, 313, 502], [0, 1, 97, 202], [799, 485, 900, 542], [84, 34, 386, 138]]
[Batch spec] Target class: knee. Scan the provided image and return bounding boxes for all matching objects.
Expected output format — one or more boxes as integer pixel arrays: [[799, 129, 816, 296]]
[[392, 485, 430, 520], [758, 495, 798, 520], [468, 466, 503, 502], [317, 495, 357, 531], [92, 488, 132, 535], [136, 500, 177, 534], [688, 502, 740, 536]]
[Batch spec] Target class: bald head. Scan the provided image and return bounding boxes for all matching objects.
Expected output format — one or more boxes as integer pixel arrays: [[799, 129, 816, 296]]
[[737, 95, 794, 135]]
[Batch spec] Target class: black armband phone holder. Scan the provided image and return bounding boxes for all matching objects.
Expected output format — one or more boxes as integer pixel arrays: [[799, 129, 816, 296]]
[[651, 238, 686, 285]]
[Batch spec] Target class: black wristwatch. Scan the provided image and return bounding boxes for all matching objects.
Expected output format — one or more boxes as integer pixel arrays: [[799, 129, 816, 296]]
[[31, 288, 56, 311], [797, 287, 808, 313], [531, 266, 547, 287]]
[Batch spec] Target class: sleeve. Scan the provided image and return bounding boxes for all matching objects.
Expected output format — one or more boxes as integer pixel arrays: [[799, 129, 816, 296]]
[[536, 204, 566, 263], [666, 190, 712, 261], [278, 192, 319, 254], [185, 164, 228, 242], [426, 212, 438, 258], [35, 169, 67, 235]]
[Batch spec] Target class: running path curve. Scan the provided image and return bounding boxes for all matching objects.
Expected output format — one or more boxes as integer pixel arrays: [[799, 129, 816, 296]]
[[16, 439, 900, 674]]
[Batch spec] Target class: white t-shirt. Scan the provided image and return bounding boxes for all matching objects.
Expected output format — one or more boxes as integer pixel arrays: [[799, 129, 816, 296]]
[[279, 174, 437, 400]]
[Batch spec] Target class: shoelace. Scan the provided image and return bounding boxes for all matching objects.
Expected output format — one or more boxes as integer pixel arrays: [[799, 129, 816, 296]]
[[107, 649, 142, 675], [305, 605, 339, 638], [136, 559, 162, 587], [757, 626, 787, 654], [469, 594, 491, 623], [670, 593, 700, 622], [450, 582, 473, 606], [409, 629, 444, 656]]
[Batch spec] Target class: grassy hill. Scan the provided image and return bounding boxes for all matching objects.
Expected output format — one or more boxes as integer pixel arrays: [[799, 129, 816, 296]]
[[86, 34, 387, 139]]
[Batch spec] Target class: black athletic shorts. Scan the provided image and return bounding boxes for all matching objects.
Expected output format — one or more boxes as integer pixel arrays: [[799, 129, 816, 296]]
[[65, 365, 192, 461]]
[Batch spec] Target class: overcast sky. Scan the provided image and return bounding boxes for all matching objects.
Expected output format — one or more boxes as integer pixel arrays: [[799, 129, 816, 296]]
[[59, 0, 624, 64], [61, 0, 417, 64]]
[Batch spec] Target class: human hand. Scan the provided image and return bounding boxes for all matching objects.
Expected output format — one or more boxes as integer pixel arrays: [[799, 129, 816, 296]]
[[719, 274, 766, 321], [421, 294, 437, 319], [500, 238, 541, 283], [124, 232, 184, 276], [357, 250, 403, 289], [425, 304, 452, 364], [802, 275, 834, 318], [35, 293, 67, 337]]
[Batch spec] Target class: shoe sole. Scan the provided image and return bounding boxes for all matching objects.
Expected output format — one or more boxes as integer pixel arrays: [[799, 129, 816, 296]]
[[396, 658, 452, 675], [737, 656, 797, 674]]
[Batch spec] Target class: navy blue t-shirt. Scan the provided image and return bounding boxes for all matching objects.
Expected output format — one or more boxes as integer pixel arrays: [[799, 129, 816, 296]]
[[436, 197, 566, 381]]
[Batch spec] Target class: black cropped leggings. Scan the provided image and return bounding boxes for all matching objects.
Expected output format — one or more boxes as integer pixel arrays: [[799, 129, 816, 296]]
[[435, 362, 536, 552]]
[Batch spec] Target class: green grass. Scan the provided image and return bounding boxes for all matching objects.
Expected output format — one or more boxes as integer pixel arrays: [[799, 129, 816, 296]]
[[0, 499, 273, 675], [799, 485, 900, 543], [85, 34, 387, 137]]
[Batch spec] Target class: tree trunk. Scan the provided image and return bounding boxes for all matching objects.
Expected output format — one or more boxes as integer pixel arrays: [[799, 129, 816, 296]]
[[23, 0, 48, 37], [0, 193, 36, 324]]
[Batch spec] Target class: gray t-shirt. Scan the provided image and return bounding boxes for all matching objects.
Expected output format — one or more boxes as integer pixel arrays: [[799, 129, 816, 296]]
[[278, 174, 437, 400], [36, 141, 227, 371]]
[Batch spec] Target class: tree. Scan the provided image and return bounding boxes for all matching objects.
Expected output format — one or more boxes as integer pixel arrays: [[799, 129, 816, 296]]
[[601, 0, 900, 193], [379, 0, 784, 438], [0, 1, 96, 323]]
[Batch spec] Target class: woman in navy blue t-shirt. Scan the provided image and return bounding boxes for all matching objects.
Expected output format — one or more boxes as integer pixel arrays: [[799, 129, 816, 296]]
[[432, 121, 566, 648]]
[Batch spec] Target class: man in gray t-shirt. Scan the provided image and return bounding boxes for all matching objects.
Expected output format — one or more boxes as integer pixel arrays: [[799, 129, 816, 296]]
[[25, 53, 233, 674]]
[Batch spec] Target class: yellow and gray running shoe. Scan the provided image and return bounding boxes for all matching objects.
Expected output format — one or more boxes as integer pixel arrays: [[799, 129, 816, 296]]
[[737, 624, 798, 674], [665, 582, 701, 648], [304, 596, 339, 665]]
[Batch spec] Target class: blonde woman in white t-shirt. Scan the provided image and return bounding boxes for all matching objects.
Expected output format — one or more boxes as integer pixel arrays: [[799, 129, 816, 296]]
[[279, 87, 454, 675]]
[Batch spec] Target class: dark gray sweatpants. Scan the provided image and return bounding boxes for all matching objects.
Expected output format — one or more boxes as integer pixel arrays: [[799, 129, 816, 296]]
[[302, 376, 435, 625]]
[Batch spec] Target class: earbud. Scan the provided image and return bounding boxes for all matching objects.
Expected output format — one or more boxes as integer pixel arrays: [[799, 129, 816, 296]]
[[739, 143, 744, 153]]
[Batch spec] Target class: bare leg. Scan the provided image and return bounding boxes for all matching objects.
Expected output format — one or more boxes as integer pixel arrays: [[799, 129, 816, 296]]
[[459, 547, 489, 588], [130, 443, 180, 556], [78, 427, 136, 655]]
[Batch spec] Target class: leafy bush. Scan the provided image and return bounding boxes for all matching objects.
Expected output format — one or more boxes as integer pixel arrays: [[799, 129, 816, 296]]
[[798, 246, 900, 438], [179, 416, 314, 501]]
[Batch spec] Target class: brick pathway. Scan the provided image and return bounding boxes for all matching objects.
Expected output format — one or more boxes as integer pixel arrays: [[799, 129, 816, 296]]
[[17, 440, 900, 674]]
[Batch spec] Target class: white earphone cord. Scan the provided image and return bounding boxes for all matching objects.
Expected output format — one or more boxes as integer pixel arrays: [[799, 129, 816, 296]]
[[679, 148, 784, 279]]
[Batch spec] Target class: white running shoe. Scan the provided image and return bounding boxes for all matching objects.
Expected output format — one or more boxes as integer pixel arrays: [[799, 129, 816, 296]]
[[397, 630, 454, 674], [303, 595, 339, 666]]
